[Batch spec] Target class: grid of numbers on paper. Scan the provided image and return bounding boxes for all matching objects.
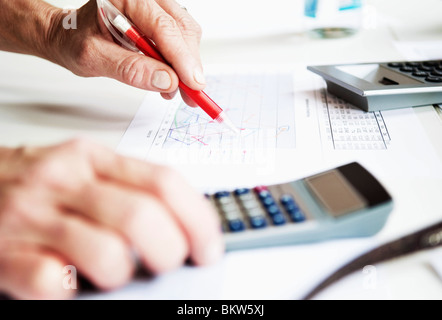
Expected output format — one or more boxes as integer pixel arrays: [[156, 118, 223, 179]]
[[322, 90, 391, 150]]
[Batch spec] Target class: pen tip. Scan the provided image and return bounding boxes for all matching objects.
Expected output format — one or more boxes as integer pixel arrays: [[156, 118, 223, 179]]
[[215, 112, 240, 135], [226, 123, 241, 135]]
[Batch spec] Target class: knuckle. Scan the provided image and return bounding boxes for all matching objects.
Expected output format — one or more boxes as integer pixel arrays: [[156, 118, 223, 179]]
[[43, 217, 70, 244], [153, 13, 180, 37], [0, 192, 25, 216], [72, 39, 98, 76], [13, 145, 35, 163], [25, 158, 66, 188], [194, 23, 203, 40], [62, 138, 93, 154], [177, 15, 202, 39], [14, 139, 93, 191], [116, 55, 149, 88], [0, 191, 37, 231]]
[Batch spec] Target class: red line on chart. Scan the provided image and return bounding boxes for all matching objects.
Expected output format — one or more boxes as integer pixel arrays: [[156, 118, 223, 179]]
[[191, 136, 208, 146]]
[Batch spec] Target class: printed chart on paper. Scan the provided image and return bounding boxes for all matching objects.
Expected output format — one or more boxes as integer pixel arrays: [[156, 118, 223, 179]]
[[149, 72, 297, 164], [118, 67, 441, 180], [315, 89, 391, 151]]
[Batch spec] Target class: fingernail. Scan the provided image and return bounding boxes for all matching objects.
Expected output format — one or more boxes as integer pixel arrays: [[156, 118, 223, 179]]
[[194, 69, 206, 85], [162, 90, 178, 100], [152, 70, 172, 90]]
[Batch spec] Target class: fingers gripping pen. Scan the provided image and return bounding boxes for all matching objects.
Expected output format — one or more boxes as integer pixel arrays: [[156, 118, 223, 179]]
[[96, 0, 240, 134]]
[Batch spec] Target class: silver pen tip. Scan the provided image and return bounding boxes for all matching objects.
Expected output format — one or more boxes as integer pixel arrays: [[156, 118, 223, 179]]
[[215, 112, 240, 135]]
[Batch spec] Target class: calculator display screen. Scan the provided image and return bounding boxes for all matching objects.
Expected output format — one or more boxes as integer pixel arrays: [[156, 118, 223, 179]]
[[305, 170, 367, 217]]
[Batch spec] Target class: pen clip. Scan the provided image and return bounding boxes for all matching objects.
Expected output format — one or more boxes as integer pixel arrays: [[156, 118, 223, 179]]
[[96, 0, 139, 52]]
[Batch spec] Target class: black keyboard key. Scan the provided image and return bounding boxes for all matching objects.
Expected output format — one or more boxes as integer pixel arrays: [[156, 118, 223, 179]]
[[399, 66, 414, 73], [406, 62, 420, 67], [412, 71, 428, 77], [423, 61, 439, 67], [387, 62, 403, 68], [426, 76, 442, 83], [418, 65, 434, 72]]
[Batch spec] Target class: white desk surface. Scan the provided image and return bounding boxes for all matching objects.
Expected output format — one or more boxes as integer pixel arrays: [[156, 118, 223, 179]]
[[1, 0, 441, 299]]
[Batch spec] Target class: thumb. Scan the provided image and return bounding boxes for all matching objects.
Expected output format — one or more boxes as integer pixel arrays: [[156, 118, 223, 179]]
[[95, 39, 180, 93]]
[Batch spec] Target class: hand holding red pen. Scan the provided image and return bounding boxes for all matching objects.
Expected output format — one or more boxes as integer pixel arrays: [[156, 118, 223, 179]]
[[99, 0, 239, 131], [49, 0, 205, 107]]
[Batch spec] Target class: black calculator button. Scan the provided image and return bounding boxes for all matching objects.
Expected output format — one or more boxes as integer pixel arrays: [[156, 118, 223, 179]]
[[250, 216, 267, 229], [266, 204, 281, 216], [289, 210, 306, 223], [387, 62, 403, 68], [280, 195, 299, 211], [399, 66, 414, 73], [285, 204, 305, 222], [234, 188, 250, 196], [280, 194, 294, 205], [405, 62, 420, 67], [261, 196, 275, 207], [284, 201, 300, 212], [426, 76, 442, 83], [257, 190, 271, 200], [253, 186, 271, 198], [271, 213, 286, 226], [431, 70, 442, 77], [228, 219, 245, 232], [417, 65, 434, 72], [412, 71, 429, 77], [279, 195, 305, 222], [423, 61, 439, 67], [214, 191, 230, 199]]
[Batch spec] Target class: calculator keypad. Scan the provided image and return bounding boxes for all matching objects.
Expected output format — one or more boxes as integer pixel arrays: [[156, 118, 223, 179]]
[[207, 185, 308, 233], [385, 60, 442, 83]]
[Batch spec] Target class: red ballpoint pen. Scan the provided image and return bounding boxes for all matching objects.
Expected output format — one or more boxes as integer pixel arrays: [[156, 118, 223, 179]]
[[97, 0, 239, 134]]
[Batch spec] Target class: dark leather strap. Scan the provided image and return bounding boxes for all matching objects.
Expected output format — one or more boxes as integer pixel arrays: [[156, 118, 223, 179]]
[[303, 220, 442, 300]]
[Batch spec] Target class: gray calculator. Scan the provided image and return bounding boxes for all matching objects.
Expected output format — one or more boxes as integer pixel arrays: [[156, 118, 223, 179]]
[[308, 60, 442, 112], [206, 162, 393, 251]]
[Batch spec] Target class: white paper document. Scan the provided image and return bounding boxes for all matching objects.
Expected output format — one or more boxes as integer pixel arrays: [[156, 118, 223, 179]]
[[105, 66, 442, 300], [117, 66, 441, 190], [394, 40, 442, 61]]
